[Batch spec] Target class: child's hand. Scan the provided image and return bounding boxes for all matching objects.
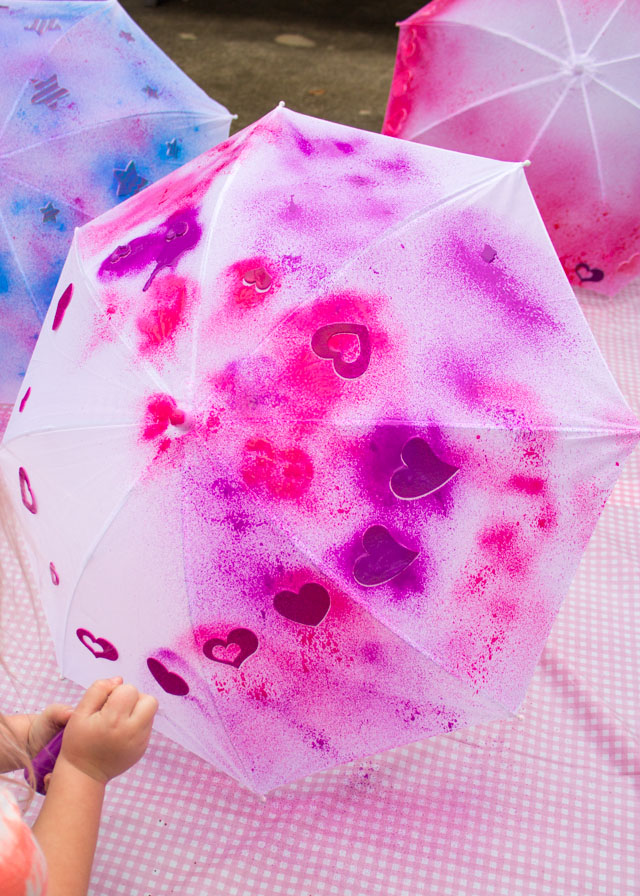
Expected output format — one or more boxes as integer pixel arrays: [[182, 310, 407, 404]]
[[27, 704, 74, 758], [58, 678, 158, 785]]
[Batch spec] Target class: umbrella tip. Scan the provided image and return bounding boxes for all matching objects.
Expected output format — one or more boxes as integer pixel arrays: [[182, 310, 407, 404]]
[[523, 159, 532, 168], [278, 100, 286, 109]]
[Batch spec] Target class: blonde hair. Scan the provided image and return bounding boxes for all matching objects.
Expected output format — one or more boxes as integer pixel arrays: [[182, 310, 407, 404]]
[[0, 468, 36, 803]]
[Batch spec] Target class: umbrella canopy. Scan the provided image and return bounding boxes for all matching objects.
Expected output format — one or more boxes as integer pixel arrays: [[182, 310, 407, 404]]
[[0, 0, 233, 408], [383, 0, 640, 297], [1, 105, 638, 794]]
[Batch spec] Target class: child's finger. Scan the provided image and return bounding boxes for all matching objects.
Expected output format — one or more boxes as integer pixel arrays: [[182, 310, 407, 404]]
[[101, 682, 140, 719], [46, 703, 74, 727], [130, 693, 159, 727], [74, 678, 123, 717]]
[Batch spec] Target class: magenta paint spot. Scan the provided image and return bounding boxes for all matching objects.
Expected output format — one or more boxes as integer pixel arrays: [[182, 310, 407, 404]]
[[18, 467, 37, 514], [76, 628, 119, 661], [137, 275, 187, 353], [292, 130, 314, 156], [18, 387, 31, 412], [274, 583, 330, 627], [509, 475, 545, 495], [353, 525, 418, 587], [52, 283, 73, 331], [575, 263, 604, 284], [335, 141, 355, 154], [390, 437, 459, 499], [98, 207, 202, 292], [203, 629, 258, 668], [147, 657, 189, 696], [311, 322, 371, 378], [241, 438, 313, 500], [142, 394, 186, 440], [49, 562, 59, 586], [481, 244, 497, 263]]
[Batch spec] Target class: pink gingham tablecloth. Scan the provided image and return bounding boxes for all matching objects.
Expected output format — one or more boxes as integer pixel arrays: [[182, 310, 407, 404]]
[[0, 282, 638, 896]]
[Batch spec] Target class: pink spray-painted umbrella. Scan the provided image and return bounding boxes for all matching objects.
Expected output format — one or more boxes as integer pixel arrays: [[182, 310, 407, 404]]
[[1, 105, 638, 793], [383, 0, 640, 297]]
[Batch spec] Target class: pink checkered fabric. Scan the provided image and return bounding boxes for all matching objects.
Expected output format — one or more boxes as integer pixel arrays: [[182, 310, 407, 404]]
[[1, 282, 639, 895]]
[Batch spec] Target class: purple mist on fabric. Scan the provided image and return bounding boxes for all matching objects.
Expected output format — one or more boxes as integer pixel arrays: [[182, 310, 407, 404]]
[[98, 207, 202, 292]]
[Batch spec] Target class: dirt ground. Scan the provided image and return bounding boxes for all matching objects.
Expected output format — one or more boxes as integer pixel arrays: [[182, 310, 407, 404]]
[[120, 0, 422, 134]]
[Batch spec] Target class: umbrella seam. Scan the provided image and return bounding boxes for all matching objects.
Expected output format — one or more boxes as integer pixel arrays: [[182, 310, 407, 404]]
[[585, 0, 629, 57], [590, 75, 640, 113], [403, 72, 566, 146], [580, 82, 606, 202], [70, 234, 173, 398], [554, 0, 576, 58], [224, 159, 532, 370], [0, 205, 45, 323], [0, 169, 95, 218], [405, 18, 565, 66], [189, 120, 257, 402], [0, 111, 231, 163], [523, 81, 573, 160], [230, 464, 515, 722]]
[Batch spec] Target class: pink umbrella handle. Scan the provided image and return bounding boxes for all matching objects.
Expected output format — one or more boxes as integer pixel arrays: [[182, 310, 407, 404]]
[[26, 728, 65, 795]]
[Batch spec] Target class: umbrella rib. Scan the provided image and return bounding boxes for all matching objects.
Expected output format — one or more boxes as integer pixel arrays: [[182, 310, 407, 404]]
[[0, 111, 228, 162], [432, 19, 565, 66], [0, 206, 44, 323], [189, 133, 249, 402], [233, 163, 530, 369], [585, 0, 629, 57], [70, 237, 172, 397], [523, 81, 573, 159], [591, 75, 640, 112], [1, 169, 94, 217], [233, 467, 513, 720], [554, 0, 576, 58], [404, 72, 566, 144], [580, 83, 606, 202], [596, 51, 640, 66]]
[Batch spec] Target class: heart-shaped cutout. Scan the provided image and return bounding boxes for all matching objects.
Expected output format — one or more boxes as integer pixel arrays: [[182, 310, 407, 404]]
[[19, 467, 37, 514], [311, 322, 371, 379], [76, 628, 119, 661], [243, 266, 272, 292], [147, 657, 189, 696], [274, 582, 330, 627], [390, 437, 459, 500], [575, 262, 604, 283], [353, 525, 418, 587], [203, 628, 258, 668], [52, 283, 73, 331]]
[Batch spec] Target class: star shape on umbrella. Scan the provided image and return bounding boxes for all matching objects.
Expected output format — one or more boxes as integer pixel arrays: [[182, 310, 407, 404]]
[[119, 30, 134, 42], [40, 202, 60, 223], [143, 85, 159, 99], [113, 161, 148, 199], [166, 138, 181, 158]]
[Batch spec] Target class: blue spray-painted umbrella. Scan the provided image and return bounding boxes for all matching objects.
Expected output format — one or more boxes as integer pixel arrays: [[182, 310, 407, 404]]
[[0, 0, 233, 408]]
